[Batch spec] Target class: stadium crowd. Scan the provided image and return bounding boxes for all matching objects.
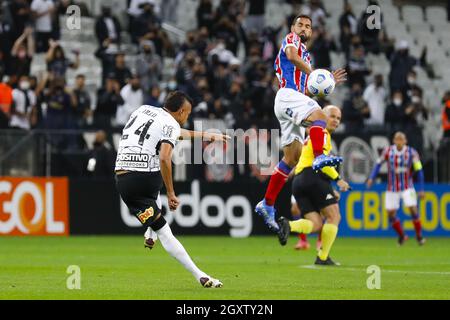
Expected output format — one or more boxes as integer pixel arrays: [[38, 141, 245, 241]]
[[0, 0, 449, 178]]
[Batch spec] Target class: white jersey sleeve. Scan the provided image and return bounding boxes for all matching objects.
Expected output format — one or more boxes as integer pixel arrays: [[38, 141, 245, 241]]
[[161, 122, 181, 148]]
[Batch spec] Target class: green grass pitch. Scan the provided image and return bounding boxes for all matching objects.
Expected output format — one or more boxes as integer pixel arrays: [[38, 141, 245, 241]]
[[1, 236, 450, 300]]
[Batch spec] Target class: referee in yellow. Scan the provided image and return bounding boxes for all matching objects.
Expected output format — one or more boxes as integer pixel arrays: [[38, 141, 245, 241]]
[[277, 105, 350, 265]]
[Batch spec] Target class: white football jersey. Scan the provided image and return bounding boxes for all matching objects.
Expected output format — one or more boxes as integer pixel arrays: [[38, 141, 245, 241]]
[[115, 105, 181, 172]]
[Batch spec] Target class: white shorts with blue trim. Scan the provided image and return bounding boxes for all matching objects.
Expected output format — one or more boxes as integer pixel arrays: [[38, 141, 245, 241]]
[[274, 88, 321, 148]]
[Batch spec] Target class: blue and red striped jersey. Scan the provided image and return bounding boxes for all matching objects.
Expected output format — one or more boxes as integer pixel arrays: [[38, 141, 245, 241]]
[[378, 145, 421, 192], [274, 32, 312, 94]]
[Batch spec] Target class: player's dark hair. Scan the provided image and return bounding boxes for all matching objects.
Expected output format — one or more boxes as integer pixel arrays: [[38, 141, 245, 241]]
[[291, 14, 312, 26], [164, 91, 193, 112]]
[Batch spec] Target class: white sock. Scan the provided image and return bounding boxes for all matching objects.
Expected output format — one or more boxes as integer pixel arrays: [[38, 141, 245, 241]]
[[144, 227, 158, 241], [155, 224, 207, 281]]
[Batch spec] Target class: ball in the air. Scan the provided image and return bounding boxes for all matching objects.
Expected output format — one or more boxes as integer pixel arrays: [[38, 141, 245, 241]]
[[307, 69, 336, 97]]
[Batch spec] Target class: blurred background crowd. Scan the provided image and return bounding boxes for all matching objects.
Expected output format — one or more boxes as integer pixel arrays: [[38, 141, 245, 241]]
[[1, 0, 450, 180]]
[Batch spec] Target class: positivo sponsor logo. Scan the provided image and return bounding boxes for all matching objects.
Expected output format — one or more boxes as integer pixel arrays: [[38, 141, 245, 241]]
[[117, 154, 149, 162]]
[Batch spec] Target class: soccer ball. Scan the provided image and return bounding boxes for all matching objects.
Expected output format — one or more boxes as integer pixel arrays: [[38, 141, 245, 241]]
[[307, 69, 336, 97]]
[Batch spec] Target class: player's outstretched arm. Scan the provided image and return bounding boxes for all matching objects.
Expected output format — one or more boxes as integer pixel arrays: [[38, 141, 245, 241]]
[[368, 147, 390, 188], [285, 46, 312, 75], [179, 129, 231, 142], [366, 163, 382, 189], [160, 142, 179, 211]]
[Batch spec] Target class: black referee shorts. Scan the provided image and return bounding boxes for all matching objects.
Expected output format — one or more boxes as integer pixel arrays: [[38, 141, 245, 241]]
[[292, 167, 338, 216], [115, 171, 164, 228]]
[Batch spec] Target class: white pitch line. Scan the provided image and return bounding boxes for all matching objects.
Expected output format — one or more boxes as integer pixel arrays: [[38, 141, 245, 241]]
[[299, 265, 450, 276]]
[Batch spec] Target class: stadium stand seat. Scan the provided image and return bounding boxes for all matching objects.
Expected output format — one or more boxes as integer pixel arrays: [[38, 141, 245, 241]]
[[402, 5, 424, 24], [425, 6, 448, 24]]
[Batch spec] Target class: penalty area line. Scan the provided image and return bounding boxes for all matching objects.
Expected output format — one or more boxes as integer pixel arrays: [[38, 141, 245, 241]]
[[299, 265, 450, 276]]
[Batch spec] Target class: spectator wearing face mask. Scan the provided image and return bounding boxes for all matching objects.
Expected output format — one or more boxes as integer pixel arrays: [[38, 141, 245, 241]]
[[72, 74, 92, 128], [38, 76, 78, 150], [165, 77, 178, 93], [10, 26, 34, 79], [363, 74, 387, 128], [389, 40, 426, 94], [115, 74, 144, 127], [43, 77, 72, 130], [404, 87, 428, 154], [9, 0, 32, 41], [94, 75, 123, 129], [135, 40, 162, 92], [109, 52, 132, 88], [197, 0, 215, 31], [405, 70, 423, 102], [95, 6, 122, 46], [309, 26, 337, 69], [346, 43, 371, 88], [343, 82, 371, 134], [46, 40, 80, 79], [358, 0, 383, 54], [175, 50, 197, 92], [302, 0, 327, 28], [86, 130, 116, 178], [95, 37, 120, 85], [10, 75, 36, 130], [134, 2, 161, 44], [144, 85, 163, 108], [385, 90, 406, 135], [339, 2, 358, 58]]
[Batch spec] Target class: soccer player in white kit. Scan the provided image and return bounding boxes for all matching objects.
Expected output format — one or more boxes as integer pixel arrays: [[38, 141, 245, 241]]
[[255, 14, 347, 231], [115, 91, 228, 288], [366, 132, 426, 246]]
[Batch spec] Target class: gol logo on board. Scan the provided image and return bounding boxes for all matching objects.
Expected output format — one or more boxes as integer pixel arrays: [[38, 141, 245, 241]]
[[0, 178, 69, 235]]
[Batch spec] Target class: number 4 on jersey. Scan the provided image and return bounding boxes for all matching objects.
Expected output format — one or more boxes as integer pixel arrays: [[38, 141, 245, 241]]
[[135, 120, 154, 146]]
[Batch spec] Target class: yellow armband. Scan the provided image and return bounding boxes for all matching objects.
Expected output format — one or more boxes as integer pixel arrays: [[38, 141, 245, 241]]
[[413, 161, 423, 171]]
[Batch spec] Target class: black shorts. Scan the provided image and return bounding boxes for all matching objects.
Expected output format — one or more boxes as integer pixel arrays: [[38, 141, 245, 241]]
[[115, 171, 163, 228], [292, 167, 338, 216]]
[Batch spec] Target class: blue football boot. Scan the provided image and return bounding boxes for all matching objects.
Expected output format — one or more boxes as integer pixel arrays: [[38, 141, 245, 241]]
[[312, 154, 343, 171], [255, 199, 279, 232]]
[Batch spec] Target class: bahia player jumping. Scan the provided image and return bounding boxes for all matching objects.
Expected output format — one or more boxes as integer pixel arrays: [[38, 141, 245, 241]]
[[255, 14, 347, 231]]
